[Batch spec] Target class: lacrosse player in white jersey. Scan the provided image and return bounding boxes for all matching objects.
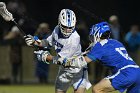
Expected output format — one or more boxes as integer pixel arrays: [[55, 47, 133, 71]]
[[25, 9, 91, 93]]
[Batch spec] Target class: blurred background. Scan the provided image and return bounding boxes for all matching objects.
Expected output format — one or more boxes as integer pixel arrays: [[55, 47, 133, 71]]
[[0, 0, 140, 93]]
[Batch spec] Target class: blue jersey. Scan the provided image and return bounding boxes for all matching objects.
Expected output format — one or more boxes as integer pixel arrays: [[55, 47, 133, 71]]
[[87, 39, 136, 73]]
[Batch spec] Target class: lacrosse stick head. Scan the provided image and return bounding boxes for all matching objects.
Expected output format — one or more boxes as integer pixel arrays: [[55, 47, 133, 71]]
[[0, 2, 14, 21]]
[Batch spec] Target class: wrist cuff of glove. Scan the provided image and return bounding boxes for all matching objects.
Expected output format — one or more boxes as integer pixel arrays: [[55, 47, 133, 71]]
[[41, 39, 49, 47]]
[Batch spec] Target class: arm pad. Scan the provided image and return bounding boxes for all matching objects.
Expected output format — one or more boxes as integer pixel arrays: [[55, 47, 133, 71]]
[[41, 39, 49, 47]]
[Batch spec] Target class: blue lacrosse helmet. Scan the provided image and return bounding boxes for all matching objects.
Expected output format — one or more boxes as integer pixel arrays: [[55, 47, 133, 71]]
[[89, 22, 111, 43]]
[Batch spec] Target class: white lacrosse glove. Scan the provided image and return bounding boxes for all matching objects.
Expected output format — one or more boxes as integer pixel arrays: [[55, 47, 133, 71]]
[[24, 35, 35, 46], [0, 2, 14, 21], [56, 56, 87, 68], [34, 50, 50, 64]]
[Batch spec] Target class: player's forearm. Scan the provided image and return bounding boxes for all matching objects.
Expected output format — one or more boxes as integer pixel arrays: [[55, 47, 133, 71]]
[[84, 56, 92, 63], [34, 40, 43, 46], [34, 39, 49, 47]]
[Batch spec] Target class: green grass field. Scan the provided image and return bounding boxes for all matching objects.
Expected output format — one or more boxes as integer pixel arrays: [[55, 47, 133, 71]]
[[0, 84, 121, 93]]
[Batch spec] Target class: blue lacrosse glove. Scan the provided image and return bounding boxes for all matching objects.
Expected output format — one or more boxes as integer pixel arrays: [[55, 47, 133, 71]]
[[34, 50, 50, 64]]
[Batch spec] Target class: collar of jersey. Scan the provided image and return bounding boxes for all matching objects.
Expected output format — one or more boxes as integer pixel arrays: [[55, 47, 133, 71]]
[[99, 39, 108, 46]]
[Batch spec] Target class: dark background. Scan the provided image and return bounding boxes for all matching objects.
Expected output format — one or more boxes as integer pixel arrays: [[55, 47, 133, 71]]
[[0, 0, 140, 86], [1, 0, 140, 33], [24, 0, 140, 32]]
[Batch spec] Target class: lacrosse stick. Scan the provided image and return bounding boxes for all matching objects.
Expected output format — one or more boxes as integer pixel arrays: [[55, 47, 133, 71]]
[[72, 2, 105, 22], [0, 2, 26, 36], [71, 42, 93, 60], [0, 2, 44, 49]]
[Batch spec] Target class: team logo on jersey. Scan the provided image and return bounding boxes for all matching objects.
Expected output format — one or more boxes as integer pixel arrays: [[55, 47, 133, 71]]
[[53, 39, 63, 53]]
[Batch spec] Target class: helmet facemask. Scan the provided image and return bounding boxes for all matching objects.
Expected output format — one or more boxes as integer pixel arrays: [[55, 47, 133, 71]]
[[89, 32, 101, 46], [89, 25, 101, 45], [59, 23, 75, 37]]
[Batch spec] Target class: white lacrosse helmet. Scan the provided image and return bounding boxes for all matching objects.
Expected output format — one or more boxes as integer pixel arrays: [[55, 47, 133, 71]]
[[58, 9, 76, 37]]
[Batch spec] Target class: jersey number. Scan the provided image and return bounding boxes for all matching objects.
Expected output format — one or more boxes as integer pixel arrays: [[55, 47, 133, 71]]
[[115, 47, 133, 61]]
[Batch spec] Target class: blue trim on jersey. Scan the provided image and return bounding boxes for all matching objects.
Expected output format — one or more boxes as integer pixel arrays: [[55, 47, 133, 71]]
[[87, 54, 97, 61], [53, 38, 63, 53], [75, 68, 85, 90], [72, 29, 76, 33], [63, 58, 67, 64], [106, 65, 140, 93]]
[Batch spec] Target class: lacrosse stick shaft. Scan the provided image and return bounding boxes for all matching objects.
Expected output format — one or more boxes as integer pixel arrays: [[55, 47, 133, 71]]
[[12, 20, 26, 36], [0, 2, 26, 36], [72, 2, 105, 22]]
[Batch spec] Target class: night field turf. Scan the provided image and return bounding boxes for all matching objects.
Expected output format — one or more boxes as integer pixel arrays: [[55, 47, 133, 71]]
[[0, 84, 122, 93]]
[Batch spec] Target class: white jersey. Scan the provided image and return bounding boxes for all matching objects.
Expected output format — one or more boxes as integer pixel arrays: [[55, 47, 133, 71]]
[[47, 25, 84, 73], [47, 26, 91, 90]]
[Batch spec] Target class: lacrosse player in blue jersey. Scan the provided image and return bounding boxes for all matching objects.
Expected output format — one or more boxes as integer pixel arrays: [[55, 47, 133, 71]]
[[51, 22, 140, 93], [25, 9, 91, 93]]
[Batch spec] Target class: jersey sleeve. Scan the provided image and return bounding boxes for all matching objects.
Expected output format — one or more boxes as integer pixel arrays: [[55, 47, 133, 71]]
[[46, 27, 57, 46], [58, 36, 81, 58], [46, 34, 53, 46], [86, 43, 103, 62]]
